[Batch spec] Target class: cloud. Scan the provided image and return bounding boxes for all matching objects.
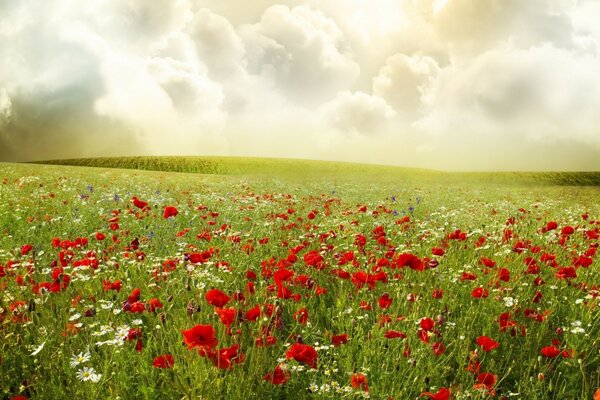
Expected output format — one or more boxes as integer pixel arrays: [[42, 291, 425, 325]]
[[373, 54, 440, 121], [414, 42, 600, 169], [188, 9, 246, 79], [0, 0, 600, 170], [320, 91, 396, 136], [0, 89, 11, 123], [433, 0, 576, 54], [240, 5, 360, 106]]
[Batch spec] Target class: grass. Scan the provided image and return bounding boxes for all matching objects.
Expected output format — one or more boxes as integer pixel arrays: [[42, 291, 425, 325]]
[[1, 159, 599, 399], [31, 156, 600, 186]]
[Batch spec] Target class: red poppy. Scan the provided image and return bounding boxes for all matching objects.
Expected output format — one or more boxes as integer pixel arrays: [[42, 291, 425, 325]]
[[477, 336, 500, 352], [21, 244, 33, 255], [200, 344, 245, 369], [561, 226, 575, 235], [181, 324, 218, 349], [432, 247, 445, 256], [461, 272, 477, 281], [350, 373, 369, 392], [245, 305, 261, 322], [132, 196, 148, 209], [432, 341, 446, 356], [498, 268, 510, 282], [163, 206, 178, 219], [332, 333, 349, 346], [147, 298, 163, 313], [471, 287, 489, 299], [421, 387, 451, 400], [294, 307, 309, 325], [396, 253, 424, 271], [206, 289, 231, 308], [127, 288, 141, 303], [480, 257, 496, 268], [555, 267, 577, 280], [153, 354, 174, 368], [420, 317, 435, 331], [474, 372, 497, 395], [286, 343, 318, 369], [263, 364, 290, 385], [216, 307, 236, 327], [542, 221, 558, 232], [378, 293, 393, 309], [541, 345, 561, 358], [384, 330, 407, 339]]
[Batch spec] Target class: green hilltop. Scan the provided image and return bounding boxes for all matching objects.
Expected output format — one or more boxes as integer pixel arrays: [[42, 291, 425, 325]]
[[29, 156, 600, 186]]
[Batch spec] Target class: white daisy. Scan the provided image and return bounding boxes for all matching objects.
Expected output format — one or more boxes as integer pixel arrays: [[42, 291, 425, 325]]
[[70, 351, 91, 368], [76, 366, 101, 382]]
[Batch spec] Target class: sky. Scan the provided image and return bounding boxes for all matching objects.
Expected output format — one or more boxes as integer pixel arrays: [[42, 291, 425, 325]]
[[1, 0, 600, 171]]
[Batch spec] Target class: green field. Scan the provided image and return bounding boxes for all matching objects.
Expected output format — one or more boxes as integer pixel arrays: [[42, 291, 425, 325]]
[[33, 156, 600, 186], [1, 158, 600, 400]]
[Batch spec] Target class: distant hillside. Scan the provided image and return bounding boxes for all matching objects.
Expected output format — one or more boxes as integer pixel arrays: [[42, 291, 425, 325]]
[[30, 156, 600, 186]]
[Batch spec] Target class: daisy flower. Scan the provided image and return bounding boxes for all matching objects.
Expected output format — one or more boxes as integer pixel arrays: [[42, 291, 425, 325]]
[[76, 366, 101, 382], [70, 351, 91, 368]]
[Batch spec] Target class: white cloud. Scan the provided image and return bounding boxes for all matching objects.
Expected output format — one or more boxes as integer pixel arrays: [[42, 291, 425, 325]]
[[1, 0, 600, 169], [320, 91, 396, 136], [240, 5, 360, 106], [373, 54, 440, 121]]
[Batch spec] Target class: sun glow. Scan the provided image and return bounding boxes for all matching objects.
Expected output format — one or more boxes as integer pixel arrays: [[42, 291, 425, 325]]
[[432, 0, 449, 15]]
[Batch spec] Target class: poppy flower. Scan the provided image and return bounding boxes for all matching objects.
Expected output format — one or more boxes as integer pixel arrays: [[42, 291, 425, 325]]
[[378, 293, 393, 309], [215, 307, 236, 327], [153, 354, 174, 369], [561, 226, 575, 235], [477, 336, 500, 352], [293, 307, 309, 325], [432, 247, 445, 256], [200, 344, 245, 369], [332, 333, 349, 347], [498, 268, 510, 282], [480, 257, 496, 268], [286, 343, 318, 369], [420, 317, 435, 331], [421, 387, 451, 400], [147, 298, 163, 313], [474, 372, 497, 395], [471, 287, 489, 299], [127, 288, 141, 303], [384, 330, 407, 339], [132, 196, 148, 209], [263, 364, 290, 385], [350, 373, 369, 392], [432, 341, 446, 356], [163, 206, 178, 219], [541, 345, 561, 358], [245, 305, 261, 322], [461, 272, 477, 281], [21, 244, 33, 255], [555, 267, 577, 280], [206, 289, 231, 308], [181, 324, 218, 349]]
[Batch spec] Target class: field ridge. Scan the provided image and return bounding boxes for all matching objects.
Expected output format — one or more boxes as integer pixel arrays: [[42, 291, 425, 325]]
[[30, 156, 600, 186]]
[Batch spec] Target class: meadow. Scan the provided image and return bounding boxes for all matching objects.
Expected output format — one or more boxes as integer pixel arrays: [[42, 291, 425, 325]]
[[1, 158, 599, 399]]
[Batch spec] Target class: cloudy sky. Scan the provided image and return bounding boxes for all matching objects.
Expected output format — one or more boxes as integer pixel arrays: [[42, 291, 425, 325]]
[[1, 0, 600, 170]]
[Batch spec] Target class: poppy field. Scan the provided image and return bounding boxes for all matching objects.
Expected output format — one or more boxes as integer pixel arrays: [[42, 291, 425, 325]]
[[1, 160, 599, 400]]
